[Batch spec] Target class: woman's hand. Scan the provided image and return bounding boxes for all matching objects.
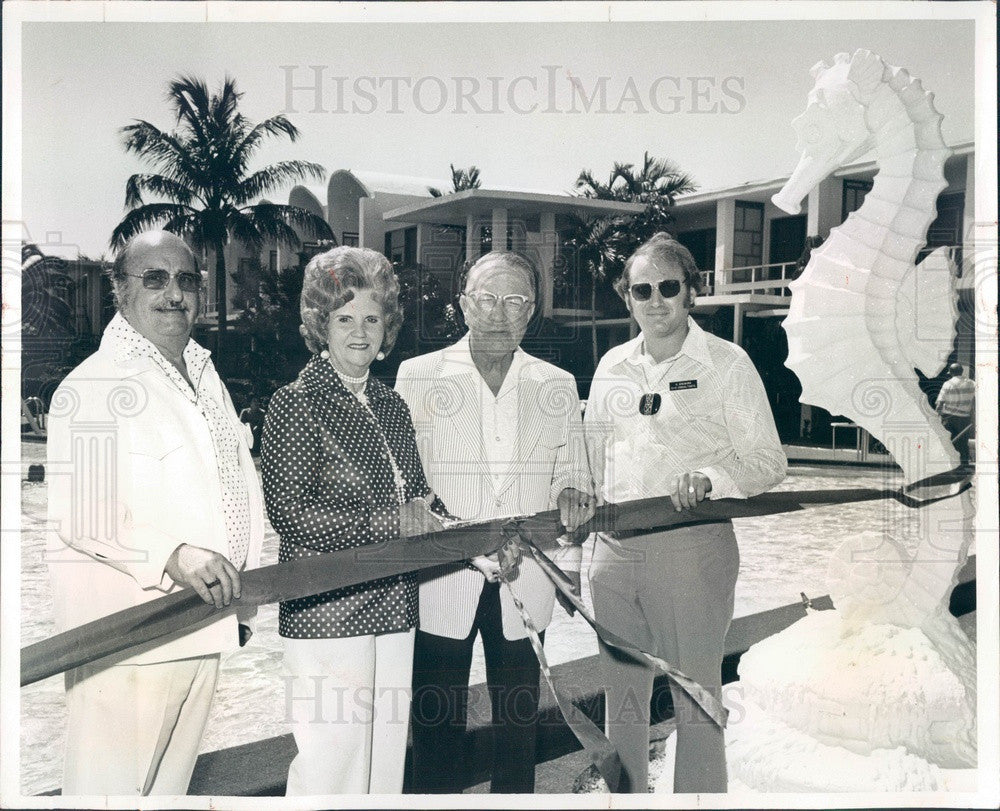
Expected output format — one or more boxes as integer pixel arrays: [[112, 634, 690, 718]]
[[469, 555, 503, 582], [399, 499, 444, 537]]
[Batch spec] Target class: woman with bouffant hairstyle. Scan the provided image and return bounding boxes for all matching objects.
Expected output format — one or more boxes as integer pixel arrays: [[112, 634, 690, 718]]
[[262, 246, 447, 795]]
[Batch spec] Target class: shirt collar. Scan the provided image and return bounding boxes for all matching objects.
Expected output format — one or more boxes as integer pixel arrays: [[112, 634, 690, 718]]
[[625, 317, 712, 370], [440, 333, 530, 383], [104, 311, 211, 381], [300, 354, 389, 400]]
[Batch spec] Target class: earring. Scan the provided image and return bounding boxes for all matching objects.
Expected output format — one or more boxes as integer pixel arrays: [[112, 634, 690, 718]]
[[376, 351, 385, 361], [320, 349, 330, 360]]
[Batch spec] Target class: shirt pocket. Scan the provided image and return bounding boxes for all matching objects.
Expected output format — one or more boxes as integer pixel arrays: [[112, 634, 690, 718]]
[[536, 419, 568, 450]]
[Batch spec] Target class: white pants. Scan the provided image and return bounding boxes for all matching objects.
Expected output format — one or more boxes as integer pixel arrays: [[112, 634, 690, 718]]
[[282, 630, 415, 795], [63, 655, 220, 795]]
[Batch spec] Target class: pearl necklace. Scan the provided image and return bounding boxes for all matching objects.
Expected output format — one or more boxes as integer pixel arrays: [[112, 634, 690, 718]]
[[328, 362, 369, 387]]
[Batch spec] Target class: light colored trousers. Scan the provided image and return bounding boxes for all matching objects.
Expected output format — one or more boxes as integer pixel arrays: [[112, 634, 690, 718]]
[[590, 522, 739, 794], [282, 629, 415, 795], [63, 654, 220, 795]]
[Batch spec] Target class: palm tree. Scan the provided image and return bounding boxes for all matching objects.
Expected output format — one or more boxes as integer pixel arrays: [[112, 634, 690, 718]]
[[568, 153, 697, 366], [428, 164, 482, 197], [563, 215, 625, 369], [110, 76, 333, 351], [576, 151, 695, 205]]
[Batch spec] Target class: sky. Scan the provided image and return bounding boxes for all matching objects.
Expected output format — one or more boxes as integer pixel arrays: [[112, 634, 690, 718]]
[[8, 7, 984, 259]]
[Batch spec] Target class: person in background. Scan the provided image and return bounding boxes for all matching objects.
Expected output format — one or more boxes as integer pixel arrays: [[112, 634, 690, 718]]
[[585, 232, 786, 793], [935, 362, 976, 467], [239, 396, 266, 457], [47, 231, 263, 795], [396, 251, 594, 794], [262, 246, 444, 795]]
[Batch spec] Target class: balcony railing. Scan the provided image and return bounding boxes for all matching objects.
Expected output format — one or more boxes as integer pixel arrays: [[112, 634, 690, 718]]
[[701, 260, 797, 297]]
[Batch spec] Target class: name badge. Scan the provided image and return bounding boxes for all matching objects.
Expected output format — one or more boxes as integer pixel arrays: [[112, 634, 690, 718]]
[[669, 379, 698, 391]]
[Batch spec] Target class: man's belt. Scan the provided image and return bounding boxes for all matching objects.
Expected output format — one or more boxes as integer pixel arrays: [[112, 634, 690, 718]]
[[21, 470, 969, 687]]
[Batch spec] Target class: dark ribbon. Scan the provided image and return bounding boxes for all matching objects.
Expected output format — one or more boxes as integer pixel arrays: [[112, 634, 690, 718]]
[[496, 524, 729, 794], [21, 470, 969, 687]]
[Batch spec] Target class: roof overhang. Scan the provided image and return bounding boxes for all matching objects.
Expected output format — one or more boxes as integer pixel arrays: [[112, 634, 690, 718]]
[[383, 188, 646, 226], [673, 139, 975, 209]]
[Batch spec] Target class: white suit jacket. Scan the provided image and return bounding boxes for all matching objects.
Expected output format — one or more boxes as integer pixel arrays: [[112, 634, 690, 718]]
[[395, 336, 591, 640], [46, 316, 265, 665]]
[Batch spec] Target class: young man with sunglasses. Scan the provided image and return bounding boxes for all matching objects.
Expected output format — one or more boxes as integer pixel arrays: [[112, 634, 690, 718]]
[[46, 231, 263, 795], [584, 232, 786, 794]]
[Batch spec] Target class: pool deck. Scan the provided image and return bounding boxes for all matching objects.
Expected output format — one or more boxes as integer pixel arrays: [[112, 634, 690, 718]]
[[183, 558, 977, 797]]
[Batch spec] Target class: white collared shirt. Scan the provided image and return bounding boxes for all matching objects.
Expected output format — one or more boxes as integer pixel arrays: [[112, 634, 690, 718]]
[[585, 317, 786, 503], [475, 352, 522, 498]]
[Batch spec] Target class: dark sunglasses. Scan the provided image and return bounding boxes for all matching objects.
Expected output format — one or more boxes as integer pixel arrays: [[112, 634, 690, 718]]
[[629, 279, 683, 301], [126, 268, 203, 292]]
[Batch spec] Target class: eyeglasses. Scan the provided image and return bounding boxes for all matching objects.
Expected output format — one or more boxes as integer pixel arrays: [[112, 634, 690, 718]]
[[126, 268, 203, 292], [466, 291, 534, 313], [629, 280, 683, 301]]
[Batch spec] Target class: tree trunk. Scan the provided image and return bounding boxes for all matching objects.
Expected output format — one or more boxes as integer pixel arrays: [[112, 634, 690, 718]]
[[591, 259, 600, 371], [215, 242, 227, 356]]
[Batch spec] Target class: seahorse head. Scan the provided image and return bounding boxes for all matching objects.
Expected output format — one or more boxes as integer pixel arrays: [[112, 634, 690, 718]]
[[773, 50, 886, 214]]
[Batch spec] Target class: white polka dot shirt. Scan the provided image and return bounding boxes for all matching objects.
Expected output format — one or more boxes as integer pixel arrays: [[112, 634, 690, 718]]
[[262, 355, 434, 639]]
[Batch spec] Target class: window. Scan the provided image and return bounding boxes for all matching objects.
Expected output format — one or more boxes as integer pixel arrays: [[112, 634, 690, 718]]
[[841, 179, 873, 220], [404, 227, 417, 266], [733, 201, 764, 269], [677, 228, 716, 271], [918, 192, 965, 265], [480, 225, 493, 255], [300, 240, 335, 265], [342, 232, 359, 247], [269, 251, 278, 272], [768, 215, 807, 265], [384, 228, 417, 266]]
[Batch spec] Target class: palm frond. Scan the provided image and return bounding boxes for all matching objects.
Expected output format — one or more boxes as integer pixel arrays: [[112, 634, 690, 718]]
[[124, 173, 199, 209], [230, 115, 300, 172], [168, 76, 213, 143], [109, 203, 197, 250], [234, 161, 326, 205], [120, 121, 206, 187]]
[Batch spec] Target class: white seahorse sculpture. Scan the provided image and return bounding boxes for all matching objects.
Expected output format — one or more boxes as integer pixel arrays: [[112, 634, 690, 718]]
[[726, 51, 976, 792]]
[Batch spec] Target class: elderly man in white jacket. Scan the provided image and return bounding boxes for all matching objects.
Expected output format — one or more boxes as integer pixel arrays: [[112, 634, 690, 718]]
[[46, 231, 264, 796], [396, 251, 594, 794]]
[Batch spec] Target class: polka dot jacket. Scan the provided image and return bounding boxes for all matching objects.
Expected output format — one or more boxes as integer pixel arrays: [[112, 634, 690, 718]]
[[262, 356, 435, 639]]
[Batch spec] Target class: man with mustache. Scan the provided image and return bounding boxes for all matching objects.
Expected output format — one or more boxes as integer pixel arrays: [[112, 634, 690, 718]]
[[46, 231, 264, 795]]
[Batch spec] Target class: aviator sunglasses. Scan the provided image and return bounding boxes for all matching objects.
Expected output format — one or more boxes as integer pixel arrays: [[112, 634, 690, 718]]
[[125, 268, 203, 292], [629, 279, 683, 301]]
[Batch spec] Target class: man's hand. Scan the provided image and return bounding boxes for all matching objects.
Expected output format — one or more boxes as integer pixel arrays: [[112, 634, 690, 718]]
[[557, 487, 597, 533], [164, 544, 241, 609], [668, 471, 712, 511], [399, 499, 445, 537], [555, 569, 582, 616]]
